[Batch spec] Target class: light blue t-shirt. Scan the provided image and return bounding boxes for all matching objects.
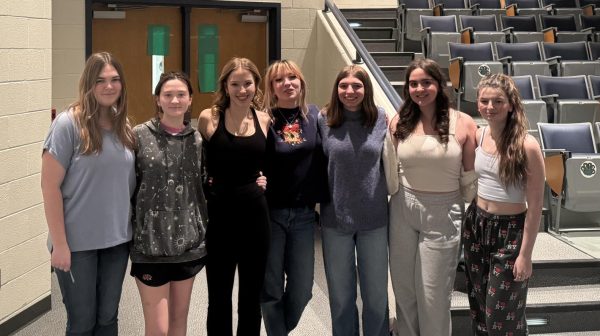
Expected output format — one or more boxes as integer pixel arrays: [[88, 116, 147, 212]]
[[43, 110, 135, 252]]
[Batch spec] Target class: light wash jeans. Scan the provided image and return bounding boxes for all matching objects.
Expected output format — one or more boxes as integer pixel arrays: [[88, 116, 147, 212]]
[[321, 225, 389, 336], [261, 206, 316, 336], [55, 242, 129, 336]]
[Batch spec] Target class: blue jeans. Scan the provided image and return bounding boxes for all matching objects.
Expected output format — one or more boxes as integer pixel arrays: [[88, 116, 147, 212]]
[[261, 206, 316, 336], [321, 225, 389, 336], [55, 242, 129, 336]]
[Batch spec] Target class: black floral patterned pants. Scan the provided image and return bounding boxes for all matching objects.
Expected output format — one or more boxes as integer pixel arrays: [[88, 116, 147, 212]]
[[463, 202, 529, 336]]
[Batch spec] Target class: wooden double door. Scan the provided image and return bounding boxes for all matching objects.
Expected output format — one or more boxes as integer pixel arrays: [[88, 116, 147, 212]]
[[92, 5, 268, 125]]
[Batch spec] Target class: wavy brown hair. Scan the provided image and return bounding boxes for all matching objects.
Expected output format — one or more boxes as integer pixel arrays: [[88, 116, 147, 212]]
[[153, 71, 193, 119], [211, 57, 263, 116], [394, 58, 451, 144], [69, 52, 135, 154], [324, 65, 378, 128], [477, 73, 528, 187], [263, 59, 308, 118]]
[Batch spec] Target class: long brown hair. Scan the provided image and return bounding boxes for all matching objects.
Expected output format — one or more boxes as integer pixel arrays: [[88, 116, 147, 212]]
[[394, 59, 451, 144], [324, 65, 378, 128], [211, 57, 263, 116], [70, 52, 135, 154], [263, 59, 308, 118], [477, 73, 528, 187]]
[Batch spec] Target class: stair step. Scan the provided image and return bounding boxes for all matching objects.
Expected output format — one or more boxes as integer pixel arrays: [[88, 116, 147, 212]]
[[452, 285, 600, 334], [353, 27, 396, 39], [380, 65, 408, 82], [370, 51, 415, 66], [340, 8, 398, 19], [361, 38, 397, 52], [346, 17, 398, 28]]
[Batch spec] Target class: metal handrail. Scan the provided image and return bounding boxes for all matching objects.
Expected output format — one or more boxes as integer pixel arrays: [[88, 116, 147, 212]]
[[323, 0, 403, 111]]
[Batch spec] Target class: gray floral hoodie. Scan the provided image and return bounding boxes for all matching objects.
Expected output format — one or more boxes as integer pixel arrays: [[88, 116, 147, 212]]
[[131, 118, 208, 263]]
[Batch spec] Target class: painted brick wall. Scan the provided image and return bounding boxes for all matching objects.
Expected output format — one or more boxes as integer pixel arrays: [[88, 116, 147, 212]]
[[0, 0, 52, 325]]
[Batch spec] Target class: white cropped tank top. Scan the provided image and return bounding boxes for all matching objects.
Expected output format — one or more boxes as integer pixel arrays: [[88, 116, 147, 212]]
[[475, 127, 526, 203], [396, 109, 462, 192]]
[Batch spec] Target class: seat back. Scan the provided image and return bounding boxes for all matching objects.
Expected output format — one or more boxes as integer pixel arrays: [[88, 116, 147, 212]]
[[581, 15, 600, 31], [590, 75, 600, 97], [507, 0, 543, 7], [449, 42, 503, 102], [541, 14, 578, 31], [421, 15, 461, 67], [537, 75, 599, 123], [401, 0, 434, 42], [501, 15, 539, 32], [435, 0, 468, 8], [449, 41, 495, 61], [538, 122, 597, 153], [543, 41, 590, 61], [537, 74, 590, 99], [496, 41, 542, 61], [460, 14, 498, 31], [513, 75, 547, 140], [421, 15, 458, 32], [540, 0, 577, 7], [589, 42, 600, 60], [496, 42, 551, 78], [470, 0, 502, 8], [513, 75, 536, 99]]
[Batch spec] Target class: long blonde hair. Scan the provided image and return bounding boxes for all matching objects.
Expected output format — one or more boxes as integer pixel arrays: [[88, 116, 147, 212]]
[[69, 52, 135, 154], [211, 57, 263, 116], [477, 74, 528, 187], [263, 60, 308, 118]]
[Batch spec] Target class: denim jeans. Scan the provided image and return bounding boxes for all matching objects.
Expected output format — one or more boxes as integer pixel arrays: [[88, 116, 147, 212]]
[[321, 225, 389, 336], [261, 206, 316, 336], [55, 242, 129, 336]]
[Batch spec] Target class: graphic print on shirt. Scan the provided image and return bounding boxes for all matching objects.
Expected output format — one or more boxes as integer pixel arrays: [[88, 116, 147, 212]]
[[277, 118, 305, 145]]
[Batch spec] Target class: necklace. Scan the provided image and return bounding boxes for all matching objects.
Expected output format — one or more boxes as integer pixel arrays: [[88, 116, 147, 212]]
[[276, 108, 300, 126], [225, 108, 251, 136]]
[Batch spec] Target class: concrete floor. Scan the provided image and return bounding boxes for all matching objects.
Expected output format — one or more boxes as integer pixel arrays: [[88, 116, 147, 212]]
[[11, 231, 600, 336]]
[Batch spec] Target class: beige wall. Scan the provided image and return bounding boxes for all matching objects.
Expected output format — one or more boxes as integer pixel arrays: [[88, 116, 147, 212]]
[[0, 0, 52, 325]]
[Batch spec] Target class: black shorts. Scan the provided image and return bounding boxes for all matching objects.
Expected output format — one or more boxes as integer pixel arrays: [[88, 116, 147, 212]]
[[130, 257, 206, 287]]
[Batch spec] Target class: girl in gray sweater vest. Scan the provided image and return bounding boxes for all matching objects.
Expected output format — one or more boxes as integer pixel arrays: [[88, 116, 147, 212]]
[[318, 65, 389, 336]]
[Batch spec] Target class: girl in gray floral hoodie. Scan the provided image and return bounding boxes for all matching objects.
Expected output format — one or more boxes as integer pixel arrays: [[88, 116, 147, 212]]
[[130, 72, 208, 334]]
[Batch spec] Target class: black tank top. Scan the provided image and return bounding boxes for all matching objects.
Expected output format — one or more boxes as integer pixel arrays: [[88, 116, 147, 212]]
[[205, 108, 266, 199]]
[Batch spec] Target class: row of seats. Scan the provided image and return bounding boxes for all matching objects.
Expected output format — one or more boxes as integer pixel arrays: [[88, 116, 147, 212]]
[[400, 0, 600, 52], [422, 15, 600, 67]]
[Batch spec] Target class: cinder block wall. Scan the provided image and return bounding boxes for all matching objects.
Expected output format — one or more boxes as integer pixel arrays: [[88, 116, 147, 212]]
[[0, 0, 52, 325]]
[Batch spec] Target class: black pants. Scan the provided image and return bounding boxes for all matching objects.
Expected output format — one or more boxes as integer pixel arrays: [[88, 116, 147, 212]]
[[206, 194, 270, 336], [463, 202, 529, 336]]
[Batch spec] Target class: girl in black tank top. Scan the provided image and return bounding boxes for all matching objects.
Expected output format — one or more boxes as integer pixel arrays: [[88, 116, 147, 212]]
[[198, 57, 271, 336], [205, 108, 266, 200]]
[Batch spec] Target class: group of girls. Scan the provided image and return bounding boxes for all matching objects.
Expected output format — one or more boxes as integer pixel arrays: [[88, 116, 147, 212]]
[[42, 51, 544, 336]]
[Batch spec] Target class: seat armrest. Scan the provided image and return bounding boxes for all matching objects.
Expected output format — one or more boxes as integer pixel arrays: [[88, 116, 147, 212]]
[[448, 57, 464, 92], [543, 151, 567, 196], [582, 4, 595, 16], [501, 26, 514, 33], [539, 94, 559, 103], [505, 3, 517, 16], [433, 3, 444, 16], [460, 27, 473, 44], [542, 27, 556, 43]]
